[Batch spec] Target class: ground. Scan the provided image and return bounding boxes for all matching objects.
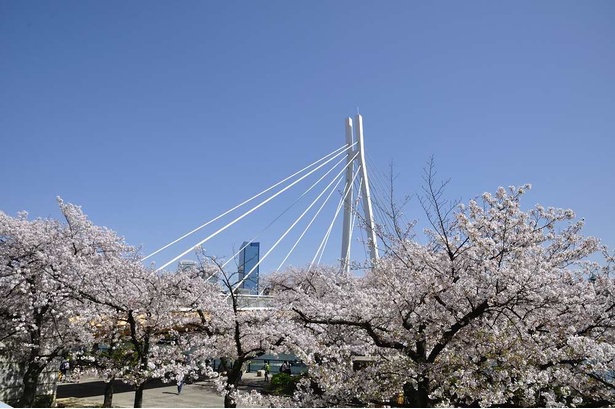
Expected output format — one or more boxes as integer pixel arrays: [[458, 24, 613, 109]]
[[55, 372, 269, 408]]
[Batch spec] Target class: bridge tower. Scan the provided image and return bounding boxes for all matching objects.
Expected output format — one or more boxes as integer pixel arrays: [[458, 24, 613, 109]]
[[341, 114, 379, 273]]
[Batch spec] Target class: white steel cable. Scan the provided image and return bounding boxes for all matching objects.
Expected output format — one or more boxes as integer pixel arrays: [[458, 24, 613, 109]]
[[316, 165, 361, 265], [231, 154, 359, 295], [341, 165, 363, 271], [202, 150, 357, 282], [314, 211, 337, 267], [273, 176, 344, 272], [271, 151, 359, 272], [347, 194, 358, 266], [142, 143, 352, 262], [156, 143, 355, 272], [217, 150, 357, 273], [274, 168, 349, 272], [310, 164, 362, 270]]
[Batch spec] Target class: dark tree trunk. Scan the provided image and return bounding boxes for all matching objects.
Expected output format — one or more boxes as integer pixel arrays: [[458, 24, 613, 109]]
[[102, 378, 114, 408], [18, 309, 49, 407], [134, 382, 145, 408], [222, 359, 244, 408], [133, 337, 150, 408], [223, 374, 238, 408], [224, 390, 236, 408], [404, 375, 432, 408], [18, 361, 44, 408], [129, 321, 151, 409], [416, 375, 431, 407]]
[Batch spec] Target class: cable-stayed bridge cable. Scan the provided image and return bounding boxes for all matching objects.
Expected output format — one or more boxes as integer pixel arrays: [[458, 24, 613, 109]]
[[311, 164, 362, 270], [274, 160, 355, 272], [342, 165, 364, 270], [142, 143, 353, 262], [273, 175, 345, 272], [231, 152, 360, 294], [219, 150, 358, 274], [156, 143, 356, 272]]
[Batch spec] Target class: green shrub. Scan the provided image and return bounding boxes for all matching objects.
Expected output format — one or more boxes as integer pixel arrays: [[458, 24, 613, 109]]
[[269, 373, 302, 396]]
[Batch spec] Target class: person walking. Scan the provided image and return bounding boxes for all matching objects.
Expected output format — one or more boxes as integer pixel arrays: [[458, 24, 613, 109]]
[[177, 376, 184, 395], [264, 361, 271, 382], [239, 361, 247, 381], [59, 360, 69, 382]]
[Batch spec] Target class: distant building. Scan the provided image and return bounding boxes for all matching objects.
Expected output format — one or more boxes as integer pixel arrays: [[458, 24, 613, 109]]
[[178, 259, 218, 285], [178, 259, 197, 272], [238, 241, 260, 294]]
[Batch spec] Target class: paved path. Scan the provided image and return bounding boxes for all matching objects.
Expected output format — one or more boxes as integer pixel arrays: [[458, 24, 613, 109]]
[[57, 372, 269, 408]]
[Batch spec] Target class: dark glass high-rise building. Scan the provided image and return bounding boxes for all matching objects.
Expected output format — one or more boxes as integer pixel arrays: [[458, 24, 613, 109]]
[[238, 241, 260, 294]]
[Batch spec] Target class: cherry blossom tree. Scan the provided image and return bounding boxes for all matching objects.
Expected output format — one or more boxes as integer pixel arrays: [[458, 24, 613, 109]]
[[0, 198, 129, 407], [1, 210, 80, 406], [266, 181, 613, 407], [184, 254, 287, 408], [89, 330, 132, 408], [0, 198, 218, 408], [5, 184, 611, 408], [73, 256, 225, 408]]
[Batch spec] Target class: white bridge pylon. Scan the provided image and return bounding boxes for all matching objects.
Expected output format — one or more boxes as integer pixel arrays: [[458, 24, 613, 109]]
[[143, 114, 380, 281], [341, 114, 379, 273]]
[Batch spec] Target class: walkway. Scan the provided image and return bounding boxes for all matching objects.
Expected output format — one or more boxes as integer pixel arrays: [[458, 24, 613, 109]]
[[56, 372, 269, 408]]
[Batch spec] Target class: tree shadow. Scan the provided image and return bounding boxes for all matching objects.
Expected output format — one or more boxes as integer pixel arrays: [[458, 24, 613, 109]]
[[57, 379, 169, 399]]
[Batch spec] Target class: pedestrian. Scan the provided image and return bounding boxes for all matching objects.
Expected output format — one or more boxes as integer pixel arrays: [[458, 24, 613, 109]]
[[177, 376, 184, 395], [264, 361, 270, 382], [279, 361, 288, 375], [59, 360, 69, 382], [239, 361, 247, 381], [284, 360, 292, 375]]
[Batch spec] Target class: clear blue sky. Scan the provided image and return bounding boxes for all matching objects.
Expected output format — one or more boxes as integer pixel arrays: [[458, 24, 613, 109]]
[[2, 1, 614, 274]]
